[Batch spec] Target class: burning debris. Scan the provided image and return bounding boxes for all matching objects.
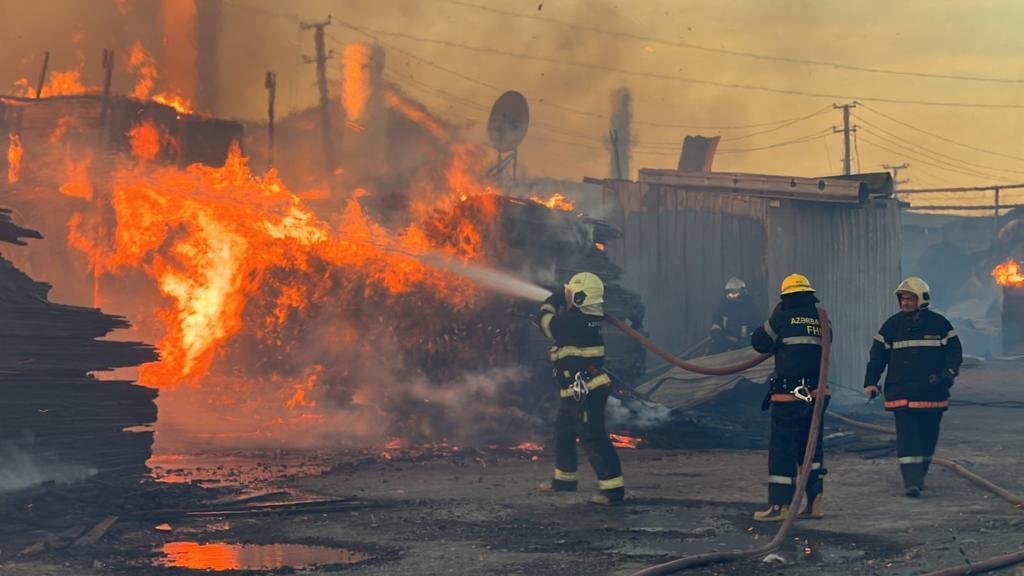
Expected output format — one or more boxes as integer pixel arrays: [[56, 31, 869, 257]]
[[992, 259, 1024, 355], [0, 57, 646, 457]]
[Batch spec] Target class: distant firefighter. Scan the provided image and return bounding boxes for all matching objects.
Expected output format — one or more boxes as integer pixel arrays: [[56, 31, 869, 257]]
[[709, 276, 763, 354], [750, 274, 830, 521], [536, 272, 624, 505], [864, 277, 962, 497]]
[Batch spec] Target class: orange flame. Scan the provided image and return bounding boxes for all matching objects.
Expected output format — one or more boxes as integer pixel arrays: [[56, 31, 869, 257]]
[[6, 134, 22, 184], [58, 154, 94, 200], [127, 42, 194, 114], [609, 433, 643, 449], [128, 41, 160, 100], [342, 43, 380, 127], [512, 441, 543, 453], [530, 192, 574, 212], [129, 121, 163, 162], [993, 259, 1024, 287], [14, 70, 90, 98], [153, 93, 194, 115], [64, 141, 491, 386]]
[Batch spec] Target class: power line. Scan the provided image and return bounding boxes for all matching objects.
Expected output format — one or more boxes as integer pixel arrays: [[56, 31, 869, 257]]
[[337, 21, 1024, 110], [853, 114, 1024, 176], [716, 129, 833, 154], [441, 0, 1024, 85], [857, 103, 1024, 162], [329, 31, 861, 132], [857, 134, 1017, 182], [858, 127, 1013, 182]]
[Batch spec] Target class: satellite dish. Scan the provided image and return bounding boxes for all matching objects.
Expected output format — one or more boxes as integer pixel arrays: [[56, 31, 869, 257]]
[[487, 91, 529, 153]]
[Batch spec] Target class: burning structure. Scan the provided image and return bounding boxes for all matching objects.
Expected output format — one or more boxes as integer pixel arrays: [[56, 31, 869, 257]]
[[0, 40, 646, 470]]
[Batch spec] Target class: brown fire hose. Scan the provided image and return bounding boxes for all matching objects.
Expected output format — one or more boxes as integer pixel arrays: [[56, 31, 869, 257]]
[[607, 308, 1024, 575], [604, 314, 771, 376], [827, 412, 1024, 576], [607, 309, 832, 575]]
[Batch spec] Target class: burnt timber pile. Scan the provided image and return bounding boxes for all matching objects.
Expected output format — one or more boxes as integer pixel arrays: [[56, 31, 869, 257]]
[[0, 209, 157, 489]]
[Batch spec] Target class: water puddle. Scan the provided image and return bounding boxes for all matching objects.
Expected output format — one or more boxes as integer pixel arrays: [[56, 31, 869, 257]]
[[155, 541, 373, 571]]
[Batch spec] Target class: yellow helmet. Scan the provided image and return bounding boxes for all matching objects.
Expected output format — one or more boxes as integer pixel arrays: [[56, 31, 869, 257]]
[[780, 273, 815, 295], [566, 272, 604, 312], [895, 276, 930, 308]]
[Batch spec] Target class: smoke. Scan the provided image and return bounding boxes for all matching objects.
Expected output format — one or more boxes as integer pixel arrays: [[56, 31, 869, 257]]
[[605, 396, 672, 431], [0, 442, 97, 494]]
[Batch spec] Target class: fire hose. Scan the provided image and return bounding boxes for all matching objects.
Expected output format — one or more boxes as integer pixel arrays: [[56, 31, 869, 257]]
[[604, 312, 1024, 576], [606, 310, 831, 575]]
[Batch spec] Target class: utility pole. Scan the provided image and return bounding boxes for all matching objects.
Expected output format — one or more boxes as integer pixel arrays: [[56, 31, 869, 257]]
[[35, 51, 50, 99], [882, 163, 909, 185], [609, 129, 623, 180], [99, 49, 115, 128], [833, 103, 857, 175], [301, 16, 335, 179], [265, 71, 277, 167]]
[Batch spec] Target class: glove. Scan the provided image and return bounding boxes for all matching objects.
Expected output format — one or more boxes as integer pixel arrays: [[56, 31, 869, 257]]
[[544, 286, 566, 309], [939, 369, 956, 389], [864, 385, 879, 399]]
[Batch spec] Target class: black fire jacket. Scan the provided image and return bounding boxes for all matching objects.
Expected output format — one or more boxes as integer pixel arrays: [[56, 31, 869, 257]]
[[539, 293, 609, 390], [751, 292, 828, 386], [864, 309, 962, 411]]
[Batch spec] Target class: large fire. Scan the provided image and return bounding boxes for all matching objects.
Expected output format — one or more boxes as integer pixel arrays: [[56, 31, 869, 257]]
[[993, 259, 1024, 287]]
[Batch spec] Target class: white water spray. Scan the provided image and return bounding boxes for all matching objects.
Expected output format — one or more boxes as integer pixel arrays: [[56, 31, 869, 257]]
[[417, 254, 552, 302]]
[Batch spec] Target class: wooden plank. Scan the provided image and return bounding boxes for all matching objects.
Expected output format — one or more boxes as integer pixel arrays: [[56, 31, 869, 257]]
[[71, 516, 118, 547]]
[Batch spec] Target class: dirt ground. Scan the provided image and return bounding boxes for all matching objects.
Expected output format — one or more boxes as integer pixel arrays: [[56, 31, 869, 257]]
[[2, 360, 1023, 576]]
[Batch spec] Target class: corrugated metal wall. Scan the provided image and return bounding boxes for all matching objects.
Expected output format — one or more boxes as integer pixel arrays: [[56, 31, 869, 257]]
[[604, 180, 902, 394], [603, 182, 769, 352], [766, 198, 902, 392]]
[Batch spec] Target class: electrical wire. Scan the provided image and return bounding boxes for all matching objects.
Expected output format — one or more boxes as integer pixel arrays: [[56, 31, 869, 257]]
[[857, 131, 1015, 182], [336, 21, 1024, 110], [441, 0, 1024, 85], [853, 115, 1024, 176], [857, 103, 1024, 162]]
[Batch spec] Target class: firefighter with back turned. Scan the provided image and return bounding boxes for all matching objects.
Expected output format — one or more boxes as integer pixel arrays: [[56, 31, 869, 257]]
[[750, 273, 830, 521]]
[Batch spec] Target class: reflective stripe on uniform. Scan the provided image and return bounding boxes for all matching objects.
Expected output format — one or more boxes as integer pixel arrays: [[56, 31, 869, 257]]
[[558, 374, 611, 397], [550, 345, 605, 360], [768, 475, 794, 485], [598, 476, 625, 490], [885, 399, 949, 409], [540, 313, 554, 339], [898, 456, 925, 464], [554, 468, 578, 481], [781, 336, 821, 346], [940, 330, 957, 345], [540, 303, 557, 314], [891, 339, 943, 350], [763, 320, 778, 341], [809, 462, 823, 470], [874, 333, 891, 349]]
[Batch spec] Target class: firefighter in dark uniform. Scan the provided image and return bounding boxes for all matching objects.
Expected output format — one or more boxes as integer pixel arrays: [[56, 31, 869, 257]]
[[709, 277, 763, 354], [537, 272, 625, 505], [750, 273, 829, 521], [864, 276, 962, 497]]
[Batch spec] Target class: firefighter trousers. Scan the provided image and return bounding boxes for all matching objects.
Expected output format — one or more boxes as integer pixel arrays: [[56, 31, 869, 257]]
[[767, 399, 827, 506], [894, 409, 943, 489], [552, 386, 624, 497]]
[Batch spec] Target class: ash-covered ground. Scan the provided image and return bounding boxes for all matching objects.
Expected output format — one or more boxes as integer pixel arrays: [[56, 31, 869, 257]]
[[2, 360, 1022, 576]]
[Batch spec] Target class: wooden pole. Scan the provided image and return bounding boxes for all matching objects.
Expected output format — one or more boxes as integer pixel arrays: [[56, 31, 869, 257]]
[[35, 51, 50, 99], [99, 49, 115, 128], [264, 71, 277, 166]]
